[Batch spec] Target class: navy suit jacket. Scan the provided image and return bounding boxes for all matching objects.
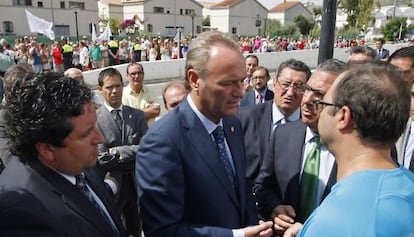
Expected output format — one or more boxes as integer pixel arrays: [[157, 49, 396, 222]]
[[239, 89, 274, 109], [254, 120, 337, 220], [238, 101, 274, 181], [0, 157, 125, 237], [136, 99, 259, 237], [375, 48, 389, 60]]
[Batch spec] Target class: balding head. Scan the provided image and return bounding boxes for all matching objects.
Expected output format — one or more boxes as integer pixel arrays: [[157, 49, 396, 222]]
[[64, 68, 84, 82]]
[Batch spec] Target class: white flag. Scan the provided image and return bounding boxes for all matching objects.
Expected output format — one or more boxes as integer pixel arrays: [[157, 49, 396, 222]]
[[96, 23, 112, 42], [91, 22, 97, 41], [25, 9, 55, 40]]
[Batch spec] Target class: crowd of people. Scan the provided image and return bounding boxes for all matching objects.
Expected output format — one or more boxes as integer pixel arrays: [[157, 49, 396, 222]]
[[0, 33, 378, 76], [0, 30, 413, 237]]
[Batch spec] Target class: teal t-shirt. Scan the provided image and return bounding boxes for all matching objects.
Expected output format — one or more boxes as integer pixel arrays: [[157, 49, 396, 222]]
[[89, 46, 101, 61], [299, 166, 414, 237]]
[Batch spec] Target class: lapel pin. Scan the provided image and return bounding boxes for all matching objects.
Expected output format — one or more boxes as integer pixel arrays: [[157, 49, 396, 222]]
[[230, 126, 234, 132], [128, 114, 132, 119]]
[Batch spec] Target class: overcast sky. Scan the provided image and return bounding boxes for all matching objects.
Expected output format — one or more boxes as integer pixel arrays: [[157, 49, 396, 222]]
[[196, 0, 323, 9]]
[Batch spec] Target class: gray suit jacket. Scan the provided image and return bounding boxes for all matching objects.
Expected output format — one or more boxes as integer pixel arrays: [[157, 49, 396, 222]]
[[96, 105, 147, 160], [254, 120, 337, 220]]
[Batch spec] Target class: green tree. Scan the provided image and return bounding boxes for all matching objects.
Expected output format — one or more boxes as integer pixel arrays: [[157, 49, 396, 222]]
[[203, 16, 210, 26], [294, 15, 315, 36], [109, 18, 121, 35], [338, 0, 375, 31], [265, 19, 283, 37], [337, 26, 360, 39], [309, 25, 321, 38], [381, 17, 407, 41]]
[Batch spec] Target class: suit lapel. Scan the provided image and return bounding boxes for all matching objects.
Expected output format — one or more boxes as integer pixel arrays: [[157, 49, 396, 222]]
[[121, 106, 132, 139], [28, 161, 122, 237], [181, 101, 240, 207], [98, 106, 123, 142]]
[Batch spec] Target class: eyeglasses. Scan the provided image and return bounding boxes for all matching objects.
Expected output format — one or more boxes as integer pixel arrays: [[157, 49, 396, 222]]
[[312, 99, 342, 108], [276, 80, 305, 93], [128, 71, 144, 76], [301, 84, 326, 99]]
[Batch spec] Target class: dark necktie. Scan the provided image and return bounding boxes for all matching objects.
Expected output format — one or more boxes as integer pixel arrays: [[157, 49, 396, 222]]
[[111, 110, 122, 131], [410, 150, 414, 172], [257, 94, 263, 104], [298, 136, 321, 222], [212, 126, 236, 187], [75, 173, 119, 236]]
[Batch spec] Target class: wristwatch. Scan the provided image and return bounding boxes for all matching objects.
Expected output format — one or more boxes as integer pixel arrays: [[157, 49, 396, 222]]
[[110, 147, 119, 157]]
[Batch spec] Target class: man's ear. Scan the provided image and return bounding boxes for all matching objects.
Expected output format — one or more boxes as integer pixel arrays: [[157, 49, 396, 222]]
[[97, 86, 102, 92], [187, 69, 200, 91], [337, 106, 353, 131], [36, 143, 55, 163]]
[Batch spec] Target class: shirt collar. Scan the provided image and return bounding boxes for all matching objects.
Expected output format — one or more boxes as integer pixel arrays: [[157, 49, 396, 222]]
[[187, 95, 223, 135], [272, 104, 301, 124], [103, 102, 123, 113]]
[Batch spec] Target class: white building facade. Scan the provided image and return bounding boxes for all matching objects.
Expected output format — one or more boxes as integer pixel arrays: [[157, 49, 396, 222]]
[[204, 0, 268, 36], [0, 0, 98, 38]]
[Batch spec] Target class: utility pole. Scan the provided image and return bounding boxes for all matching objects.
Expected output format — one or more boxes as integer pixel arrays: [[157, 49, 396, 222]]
[[318, 0, 337, 64]]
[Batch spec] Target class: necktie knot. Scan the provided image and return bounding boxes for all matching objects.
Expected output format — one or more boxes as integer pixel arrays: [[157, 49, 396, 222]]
[[212, 126, 225, 144], [111, 109, 123, 131], [75, 173, 87, 190]]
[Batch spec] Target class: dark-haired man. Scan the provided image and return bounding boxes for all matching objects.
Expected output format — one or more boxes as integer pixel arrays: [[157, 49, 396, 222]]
[[0, 73, 126, 236], [285, 62, 414, 237]]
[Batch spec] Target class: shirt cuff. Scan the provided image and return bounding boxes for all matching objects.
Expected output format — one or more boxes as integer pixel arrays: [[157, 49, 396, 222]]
[[232, 229, 245, 237], [104, 179, 117, 194]]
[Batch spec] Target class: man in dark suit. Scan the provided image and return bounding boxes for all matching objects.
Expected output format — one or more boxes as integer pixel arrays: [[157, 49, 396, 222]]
[[389, 46, 414, 170], [0, 73, 125, 237], [375, 38, 389, 61], [96, 67, 148, 237], [254, 59, 346, 235], [239, 66, 274, 109], [238, 59, 311, 181], [136, 31, 273, 237]]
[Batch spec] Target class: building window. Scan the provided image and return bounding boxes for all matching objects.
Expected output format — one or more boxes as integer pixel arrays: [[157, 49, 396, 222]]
[[153, 7, 164, 13], [37, 1, 43, 7], [3, 21, 14, 33], [180, 9, 183, 15], [69, 1, 85, 10], [12, 0, 32, 6], [232, 27, 237, 34], [185, 9, 195, 15], [196, 25, 201, 33], [60, 1, 65, 8]]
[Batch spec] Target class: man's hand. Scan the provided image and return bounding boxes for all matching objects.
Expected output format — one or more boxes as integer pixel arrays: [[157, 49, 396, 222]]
[[283, 222, 303, 237], [243, 220, 273, 237], [144, 102, 160, 120], [271, 205, 296, 234]]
